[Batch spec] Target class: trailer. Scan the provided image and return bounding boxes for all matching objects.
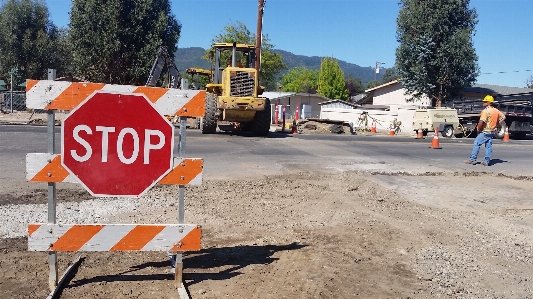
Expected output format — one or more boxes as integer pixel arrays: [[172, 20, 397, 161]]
[[445, 94, 533, 139], [412, 108, 461, 138]]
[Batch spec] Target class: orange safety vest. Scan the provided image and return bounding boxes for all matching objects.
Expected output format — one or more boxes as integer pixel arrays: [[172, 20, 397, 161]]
[[479, 106, 505, 132]]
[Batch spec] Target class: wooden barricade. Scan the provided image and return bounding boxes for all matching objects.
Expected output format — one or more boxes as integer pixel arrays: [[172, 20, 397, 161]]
[[26, 79, 205, 298]]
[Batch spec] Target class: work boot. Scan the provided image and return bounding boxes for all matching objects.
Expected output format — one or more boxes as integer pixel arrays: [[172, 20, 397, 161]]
[[464, 160, 476, 165], [480, 162, 489, 166]]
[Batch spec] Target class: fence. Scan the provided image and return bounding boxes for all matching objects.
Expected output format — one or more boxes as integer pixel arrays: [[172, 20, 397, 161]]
[[0, 92, 26, 112], [320, 105, 420, 133]]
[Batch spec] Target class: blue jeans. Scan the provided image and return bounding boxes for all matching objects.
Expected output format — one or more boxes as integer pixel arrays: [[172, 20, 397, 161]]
[[469, 132, 495, 164]]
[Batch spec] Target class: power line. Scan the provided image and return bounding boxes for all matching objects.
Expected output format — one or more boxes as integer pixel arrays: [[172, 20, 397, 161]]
[[481, 69, 533, 75]]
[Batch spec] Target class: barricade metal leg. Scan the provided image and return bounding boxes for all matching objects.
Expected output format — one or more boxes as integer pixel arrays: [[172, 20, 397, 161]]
[[47, 110, 58, 291], [175, 116, 187, 288]]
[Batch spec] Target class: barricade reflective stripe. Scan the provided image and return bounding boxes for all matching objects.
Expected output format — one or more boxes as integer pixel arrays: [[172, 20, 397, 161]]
[[28, 224, 201, 251], [26, 153, 202, 185], [25, 80, 205, 117], [26, 153, 76, 183], [158, 158, 203, 185]]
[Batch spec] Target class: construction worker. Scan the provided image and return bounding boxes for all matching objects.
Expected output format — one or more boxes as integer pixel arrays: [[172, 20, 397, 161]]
[[464, 95, 506, 166]]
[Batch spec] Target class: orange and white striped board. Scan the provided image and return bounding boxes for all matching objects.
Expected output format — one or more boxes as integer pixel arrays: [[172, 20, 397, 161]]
[[26, 153, 202, 185], [28, 224, 201, 252], [25, 80, 205, 117]]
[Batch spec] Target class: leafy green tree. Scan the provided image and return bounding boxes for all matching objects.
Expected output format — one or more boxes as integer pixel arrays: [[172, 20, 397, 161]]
[[69, 0, 180, 85], [365, 80, 381, 90], [317, 57, 349, 100], [0, 0, 62, 84], [381, 68, 400, 83], [345, 75, 364, 98], [54, 27, 75, 78], [204, 21, 286, 91], [396, 0, 479, 107], [279, 67, 318, 93]]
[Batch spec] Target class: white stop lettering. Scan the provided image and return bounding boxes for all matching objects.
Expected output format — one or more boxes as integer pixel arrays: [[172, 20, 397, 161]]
[[70, 125, 166, 164]]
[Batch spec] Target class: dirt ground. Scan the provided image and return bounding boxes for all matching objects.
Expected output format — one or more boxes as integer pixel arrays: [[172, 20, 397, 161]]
[[1, 170, 533, 299]]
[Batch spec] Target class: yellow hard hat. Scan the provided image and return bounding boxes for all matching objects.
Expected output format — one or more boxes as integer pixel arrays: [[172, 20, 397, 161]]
[[483, 95, 494, 103]]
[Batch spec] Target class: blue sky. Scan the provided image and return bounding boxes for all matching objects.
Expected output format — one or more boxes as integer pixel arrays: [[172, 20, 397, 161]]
[[45, 0, 532, 88]]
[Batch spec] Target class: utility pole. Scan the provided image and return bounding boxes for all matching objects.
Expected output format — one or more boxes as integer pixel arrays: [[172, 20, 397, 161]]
[[374, 61, 385, 82], [255, 0, 265, 71]]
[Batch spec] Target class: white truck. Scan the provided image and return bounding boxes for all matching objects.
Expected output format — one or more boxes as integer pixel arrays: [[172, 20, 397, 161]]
[[412, 108, 460, 138]]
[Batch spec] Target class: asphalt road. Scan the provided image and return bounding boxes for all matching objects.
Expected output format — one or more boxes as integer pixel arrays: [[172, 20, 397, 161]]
[[1, 124, 532, 193], [190, 130, 533, 179]]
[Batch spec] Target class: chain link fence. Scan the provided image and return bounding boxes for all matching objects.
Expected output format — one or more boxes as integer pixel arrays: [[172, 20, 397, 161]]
[[0, 92, 27, 113]]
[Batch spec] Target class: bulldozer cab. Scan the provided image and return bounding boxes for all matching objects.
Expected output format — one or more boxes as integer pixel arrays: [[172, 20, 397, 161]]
[[186, 68, 213, 90], [211, 43, 256, 84], [207, 42, 264, 96]]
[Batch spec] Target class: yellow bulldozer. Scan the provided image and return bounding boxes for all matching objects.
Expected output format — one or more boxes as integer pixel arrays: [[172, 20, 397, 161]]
[[200, 42, 271, 136]]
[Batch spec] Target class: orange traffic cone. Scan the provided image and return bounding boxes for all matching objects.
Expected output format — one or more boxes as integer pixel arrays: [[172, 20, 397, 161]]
[[389, 126, 395, 136], [415, 125, 424, 139], [502, 127, 510, 142], [370, 120, 377, 133], [429, 128, 442, 149]]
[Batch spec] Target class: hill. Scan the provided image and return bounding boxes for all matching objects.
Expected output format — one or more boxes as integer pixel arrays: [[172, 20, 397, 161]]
[[175, 47, 382, 85], [174, 47, 207, 71]]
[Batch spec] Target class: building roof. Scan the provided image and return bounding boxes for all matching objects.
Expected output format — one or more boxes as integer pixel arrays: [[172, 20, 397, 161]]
[[262, 92, 330, 102], [364, 80, 533, 97], [351, 93, 373, 105], [54, 76, 88, 82], [462, 84, 533, 96], [364, 80, 399, 93], [318, 99, 358, 108], [262, 92, 296, 99], [358, 104, 391, 110]]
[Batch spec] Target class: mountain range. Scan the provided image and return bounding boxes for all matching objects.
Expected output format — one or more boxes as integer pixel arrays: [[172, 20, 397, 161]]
[[174, 47, 383, 85]]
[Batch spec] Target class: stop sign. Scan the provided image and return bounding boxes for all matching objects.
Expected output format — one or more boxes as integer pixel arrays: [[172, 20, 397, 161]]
[[61, 92, 174, 197]]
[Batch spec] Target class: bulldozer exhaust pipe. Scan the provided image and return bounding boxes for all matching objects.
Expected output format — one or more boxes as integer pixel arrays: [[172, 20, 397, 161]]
[[232, 42, 237, 67]]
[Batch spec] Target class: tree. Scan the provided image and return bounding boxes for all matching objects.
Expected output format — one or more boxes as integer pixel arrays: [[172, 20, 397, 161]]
[[69, 0, 180, 85], [526, 76, 533, 89], [317, 57, 349, 100], [381, 68, 400, 84], [345, 74, 364, 98], [396, 0, 479, 107], [279, 67, 318, 93], [0, 0, 62, 84], [365, 80, 381, 90], [204, 21, 286, 91]]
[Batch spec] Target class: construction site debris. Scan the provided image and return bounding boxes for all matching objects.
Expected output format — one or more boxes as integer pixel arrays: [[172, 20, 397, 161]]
[[297, 119, 350, 134]]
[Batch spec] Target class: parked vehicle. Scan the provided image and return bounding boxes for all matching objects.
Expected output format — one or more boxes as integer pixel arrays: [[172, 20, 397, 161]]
[[445, 97, 532, 139], [199, 42, 270, 136], [412, 108, 460, 138]]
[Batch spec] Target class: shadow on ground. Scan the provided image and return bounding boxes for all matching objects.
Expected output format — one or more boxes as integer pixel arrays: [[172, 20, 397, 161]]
[[64, 243, 307, 289]]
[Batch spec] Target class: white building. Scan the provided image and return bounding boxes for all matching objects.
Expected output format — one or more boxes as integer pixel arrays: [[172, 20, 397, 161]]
[[318, 80, 427, 133], [262, 92, 330, 122]]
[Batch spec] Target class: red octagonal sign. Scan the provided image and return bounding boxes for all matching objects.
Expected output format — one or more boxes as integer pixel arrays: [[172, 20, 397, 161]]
[[61, 92, 174, 197]]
